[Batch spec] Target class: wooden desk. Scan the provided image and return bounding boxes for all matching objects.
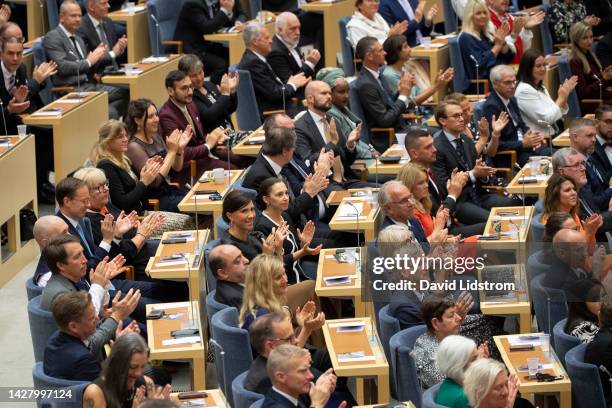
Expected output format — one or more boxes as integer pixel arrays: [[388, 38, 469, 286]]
[[0, 135, 38, 288], [366, 144, 410, 176], [170, 389, 230, 407], [102, 55, 180, 107], [326, 189, 378, 206], [410, 38, 450, 103], [506, 162, 551, 200], [480, 206, 534, 245], [108, 7, 151, 63], [323, 318, 389, 405], [315, 248, 366, 317], [478, 264, 531, 333], [146, 301, 206, 390], [544, 55, 559, 101], [6, 0, 46, 41], [22, 91, 109, 181], [329, 197, 380, 241], [231, 127, 265, 156], [145, 230, 210, 302], [552, 129, 569, 147], [301, 0, 355, 67], [494, 334, 571, 408], [204, 20, 276, 66], [177, 170, 244, 238]]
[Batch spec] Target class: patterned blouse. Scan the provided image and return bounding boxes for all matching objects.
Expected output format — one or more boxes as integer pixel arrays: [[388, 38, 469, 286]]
[[411, 331, 444, 388], [549, 1, 587, 44], [570, 320, 600, 343]]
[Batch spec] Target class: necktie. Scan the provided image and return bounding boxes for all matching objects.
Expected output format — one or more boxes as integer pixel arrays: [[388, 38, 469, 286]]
[[321, 117, 330, 143], [603, 142, 612, 148], [289, 160, 327, 217], [70, 36, 84, 59], [7, 74, 14, 93], [75, 223, 93, 257], [454, 137, 480, 205], [587, 159, 605, 185], [579, 197, 594, 217], [97, 23, 109, 47]]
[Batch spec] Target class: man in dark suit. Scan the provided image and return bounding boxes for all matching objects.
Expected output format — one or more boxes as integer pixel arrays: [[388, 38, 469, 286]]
[[33, 215, 69, 287], [268, 12, 320, 101], [354, 36, 413, 153], [585, 295, 612, 404], [379, 0, 435, 47], [0, 24, 58, 203], [262, 343, 341, 408], [432, 101, 521, 225], [481, 64, 552, 166], [44, 290, 139, 381], [237, 21, 309, 119], [591, 105, 612, 184], [209, 244, 249, 308], [294, 80, 369, 187], [78, 0, 127, 74], [174, 0, 246, 84], [43, 0, 128, 118]]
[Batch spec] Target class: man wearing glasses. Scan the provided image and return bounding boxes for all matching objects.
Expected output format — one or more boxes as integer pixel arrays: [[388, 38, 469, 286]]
[[482, 64, 553, 166]]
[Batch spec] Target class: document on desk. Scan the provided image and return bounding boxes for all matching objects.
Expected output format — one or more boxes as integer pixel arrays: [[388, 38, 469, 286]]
[[337, 351, 376, 363], [329, 321, 366, 332], [155, 259, 189, 267], [162, 336, 201, 346], [31, 108, 63, 116], [324, 275, 358, 285], [508, 335, 541, 347]]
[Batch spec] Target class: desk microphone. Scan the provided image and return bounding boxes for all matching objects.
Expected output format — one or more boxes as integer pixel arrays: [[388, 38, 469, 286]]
[[0, 100, 8, 136], [150, 14, 161, 57], [536, 119, 554, 145], [37, 0, 46, 35], [209, 339, 227, 399], [178, 252, 197, 330], [68, 51, 82, 93], [369, 143, 378, 186], [593, 74, 603, 102], [469, 55, 480, 99]]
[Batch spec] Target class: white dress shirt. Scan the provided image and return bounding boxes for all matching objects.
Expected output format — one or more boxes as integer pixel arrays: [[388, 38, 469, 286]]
[[1, 61, 15, 92], [276, 34, 315, 71], [515, 82, 568, 134]]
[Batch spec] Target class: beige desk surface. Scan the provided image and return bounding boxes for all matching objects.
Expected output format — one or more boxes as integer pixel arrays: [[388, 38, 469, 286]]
[[329, 197, 380, 241], [315, 248, 362, 298], [367, 144, 410, 175], [231, 127, 265, 156], [205, 19, 276, 66], [6, 0, 46, 41], [108, 8, 151, 63], [410, 38, 450, 103], [22, 91, 109, 181], [494, 334, 571, 407], [301, 0, 355, 67], [170, 389, 230, 407], [506, 163, 551, 199], [479, 206, 534, 245], [145, 229, 210, 301], [177, 169, 244, 213], [326, 189, 378, 206], [102, 55, 180, 107]]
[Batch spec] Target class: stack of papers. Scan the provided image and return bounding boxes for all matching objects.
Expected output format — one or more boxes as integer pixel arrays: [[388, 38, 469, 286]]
[[32, 108, 62, 116], [324, 275, 358, 286], [508, 334, 541, 347], [162, 336, 200, 346], [329, 321, 365, 332], [337, 351, 376, 363]]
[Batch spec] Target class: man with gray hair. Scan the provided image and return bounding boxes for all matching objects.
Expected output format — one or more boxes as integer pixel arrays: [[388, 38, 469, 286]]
[[238, 21, 310, 118], [174, 0, 246, 84], [482, 64, 552, 166], [264, 343, 343, 408], [268, 12, 320, 101]]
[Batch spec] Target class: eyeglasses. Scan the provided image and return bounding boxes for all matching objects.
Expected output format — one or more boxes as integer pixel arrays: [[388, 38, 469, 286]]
[[445, 113, 463, 119], [499, 80, 517, 86], [561, 161, 586, 170], [269, 333, 296, 343], [93, 182, 109, 193], [390, 197, 413, 205]]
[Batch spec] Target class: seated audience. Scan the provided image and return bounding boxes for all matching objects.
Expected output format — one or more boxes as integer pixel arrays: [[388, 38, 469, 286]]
[[237, 22, 309, 118], [316, 67, 376, 159], [178, 54, 238, 133], [158, 70, 246, 180], [487, 0, 544, 64], [515, 48, 577, 135], [457, 0, 513, 93], [381, 35, 454, 107], [564, 279, 602, 343], [255, 177, 322, 282], [208, 244, 250, 308], [43, 291, 138, 381], [585, 294, 612, 404], [591, 105, 612, 183], [239, 254, 321, 335], [78, 0, 127, 74], [549, 0, 600, 45], [379, 0, 437, 47], [435, 335, 482, 408], [83, 332, 172, 407], [268, 12, 320, 101], [541, 212, 578, 244], [346, 0, 408, 48], [412, 294, 485, 388], [43, 0, 128, 118], [91, 119, 188, 214], [482, 64, 553, 166], [0, 27, 57, 203], [261, 344, 341, 408], [174, 0, 245, 84], [568, 21, 612, 115], [463, 358, 520, 408], [33, 216, 69, 287], [433, 101, 521, 225], [354, 36, 413, 152]]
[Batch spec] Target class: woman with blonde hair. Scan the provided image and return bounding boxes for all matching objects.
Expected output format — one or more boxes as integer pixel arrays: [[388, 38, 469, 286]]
[[90, 119, 188, 214], [569, 21, 612, 114], [457, 0, 513, 93], [463, 358, 519, 408]]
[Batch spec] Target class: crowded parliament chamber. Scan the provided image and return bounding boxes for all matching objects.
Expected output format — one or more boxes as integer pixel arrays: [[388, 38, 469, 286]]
[[0, 0, 612, 406]]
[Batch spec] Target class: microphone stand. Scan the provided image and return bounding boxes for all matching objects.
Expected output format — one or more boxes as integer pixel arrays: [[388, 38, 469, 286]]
[[179, 252, 197, 330], [594, 74, 603, 102], [150, 14, 161, 57], [37, 0, 45, 36], [0, 100, 9, 136], [68, 51, 81, 94], [209, 339, 228, 400], [369, 143, 378, 186], [469, 55, 480, 99]]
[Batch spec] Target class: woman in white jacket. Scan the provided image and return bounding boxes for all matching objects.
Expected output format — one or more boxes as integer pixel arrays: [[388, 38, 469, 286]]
[[515, 48, 578, 136], [346, 0, 408, 48]]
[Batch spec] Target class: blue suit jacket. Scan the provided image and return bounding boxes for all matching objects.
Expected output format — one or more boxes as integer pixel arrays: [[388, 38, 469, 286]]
[[43, 331, 101, 381], [586, 158, 612, 211], [56, 210, 109, 271], [379, 0, 432, 47], [457, 32, 514, 92], [481, 91, 529, 153], [261, 388, 306, 408]]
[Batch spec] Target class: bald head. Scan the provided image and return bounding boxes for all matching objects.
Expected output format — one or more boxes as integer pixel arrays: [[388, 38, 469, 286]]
[[33, 216, 69, 248], [208, 244, 249, 282], [553, 228, 587, 267], [0, 22, 23, 41], [305, 80, 332, 113]]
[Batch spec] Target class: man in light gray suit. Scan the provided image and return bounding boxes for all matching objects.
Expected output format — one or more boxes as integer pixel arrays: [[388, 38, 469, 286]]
[[43, 0, 128, 118]]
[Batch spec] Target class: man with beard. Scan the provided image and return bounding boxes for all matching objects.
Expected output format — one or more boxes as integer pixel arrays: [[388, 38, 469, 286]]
[[590, 105, 612, 184], [294, 80, 375, 189]]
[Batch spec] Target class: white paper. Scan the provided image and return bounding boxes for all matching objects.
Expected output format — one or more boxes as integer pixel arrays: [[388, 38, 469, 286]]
[[337, 354, 376, 363], [497, 216, 528, 221], [141, 56, 169, 63], [508, 335, 541, 347], [31, 110, 62, 116], [421, 43, 446, 48], [324, 276, 356, 285], [516, 363, 554, 372], [190, 194, 213, 200], [169, 234, 195, 241], [162, 336, 201, 346], [54, 99, 82, 104], [337, 202, 363, 217], [155, 259, 188, 267]]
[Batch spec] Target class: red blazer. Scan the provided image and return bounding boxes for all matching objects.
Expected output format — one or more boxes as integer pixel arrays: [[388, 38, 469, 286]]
[[158, 99, 211, 164]]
